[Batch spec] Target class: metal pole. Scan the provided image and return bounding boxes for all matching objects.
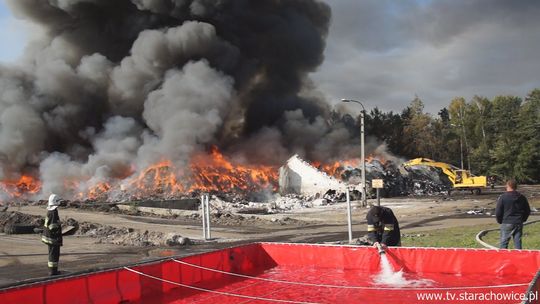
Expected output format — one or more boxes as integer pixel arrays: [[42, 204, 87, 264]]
[[459, 110, 471, 172], [346, 188, 353, 243], [376, 188, 380, 207], [201, 195, 207, 239], [341, 99, 367, 207], [459, 134, 464, 170], [205, 195, 211, 240], [361, 111, 367, 207]]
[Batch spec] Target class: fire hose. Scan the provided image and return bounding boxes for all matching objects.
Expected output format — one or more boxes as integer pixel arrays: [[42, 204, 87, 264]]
[[476, 219, 540, 249]]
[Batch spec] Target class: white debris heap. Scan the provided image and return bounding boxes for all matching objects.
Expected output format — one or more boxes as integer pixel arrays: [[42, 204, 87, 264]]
[[278, 155, 347, 196]]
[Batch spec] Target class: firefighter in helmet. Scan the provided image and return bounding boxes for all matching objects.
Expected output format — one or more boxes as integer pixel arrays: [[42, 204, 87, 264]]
[[42, 194, 62, 276], [366, 205, 401, 248]]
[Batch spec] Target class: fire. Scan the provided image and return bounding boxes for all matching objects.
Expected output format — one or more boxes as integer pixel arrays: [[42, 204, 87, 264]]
[[84, 146, 280, 199], [0, 175, 42, 199], [124, 160, 185, 198], [1, 148, 386, 201], [43, 147, 278, 200], [314, 156, 387, 179], [188, 146, 278, 193], [84, 182, 112, 201]]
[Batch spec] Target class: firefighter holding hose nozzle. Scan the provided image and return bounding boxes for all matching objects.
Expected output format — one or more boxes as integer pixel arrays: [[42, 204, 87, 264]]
[[367, 205, 401, 253]]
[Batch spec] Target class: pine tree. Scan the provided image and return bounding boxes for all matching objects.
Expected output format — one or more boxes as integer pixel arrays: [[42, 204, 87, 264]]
[[488, 95, 522, 179], [514, 90, 540, 182]]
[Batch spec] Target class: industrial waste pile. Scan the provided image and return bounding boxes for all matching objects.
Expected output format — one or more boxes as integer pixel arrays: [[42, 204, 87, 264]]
[[342, 159, 453, 197]]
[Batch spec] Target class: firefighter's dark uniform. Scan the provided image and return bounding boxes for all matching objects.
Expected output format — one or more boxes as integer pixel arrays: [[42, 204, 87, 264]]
[[366, 206, 401, 246], [42, 209, 62, 275]]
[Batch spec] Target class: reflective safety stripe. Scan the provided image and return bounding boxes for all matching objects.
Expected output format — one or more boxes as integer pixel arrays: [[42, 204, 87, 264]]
[[384, 224, 394, 231], [48, 223, 60, 230], [42, 236, 54, 244], [367, 225, 376, 232], [48, 261, 58, 267], [44, 217, 49, 227]]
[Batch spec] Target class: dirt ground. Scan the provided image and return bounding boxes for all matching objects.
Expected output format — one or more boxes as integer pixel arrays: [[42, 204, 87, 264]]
[[1, 185, 539, 287]]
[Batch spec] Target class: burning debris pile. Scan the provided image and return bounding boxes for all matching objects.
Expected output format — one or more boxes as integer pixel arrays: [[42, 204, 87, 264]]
[[0, 176, 42, 200], [281, 154, 453, 198], [83, 146, 279, 202]]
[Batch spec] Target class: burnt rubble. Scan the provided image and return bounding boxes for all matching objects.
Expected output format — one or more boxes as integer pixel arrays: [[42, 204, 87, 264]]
[[336, 159, 453, 197]]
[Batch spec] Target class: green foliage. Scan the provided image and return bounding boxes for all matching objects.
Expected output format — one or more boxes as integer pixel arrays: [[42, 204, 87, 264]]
[[482, 221, 540, 250], [402, 97, 439, 159], [404, 222, 540, 249], [402, 224, 497, 248], [470, 143, 491, 174], [364, 107, 405, 154], [490, 137, 520, 178], [359, 88, 540, 183], [514, 90, 540, 182]]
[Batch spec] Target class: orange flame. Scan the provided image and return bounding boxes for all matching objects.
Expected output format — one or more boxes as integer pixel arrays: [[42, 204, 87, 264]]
[[0, 175, 42, 199], [314, 155, 387, 179], [124, 160, 185, 198], [188, 146, 277, 193], [87, 146, 280, 199], [81, 182, 112, 200], [1, 148, 388, 201]]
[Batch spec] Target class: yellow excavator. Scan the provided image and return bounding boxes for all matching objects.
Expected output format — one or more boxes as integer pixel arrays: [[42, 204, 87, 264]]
[[402, 158, 487, 194]]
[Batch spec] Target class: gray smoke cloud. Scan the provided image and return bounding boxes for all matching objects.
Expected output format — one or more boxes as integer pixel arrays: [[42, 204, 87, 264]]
[[138, 60, 234, 166], [0, 0, 372, 200]]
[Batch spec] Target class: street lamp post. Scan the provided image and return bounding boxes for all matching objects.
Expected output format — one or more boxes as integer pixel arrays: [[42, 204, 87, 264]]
[[342, 99, 367, 207], [459, 134, 464, 170], [451, 123, 464, 170]]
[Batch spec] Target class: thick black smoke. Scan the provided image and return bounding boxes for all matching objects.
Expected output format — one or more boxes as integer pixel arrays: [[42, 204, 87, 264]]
[[0, 0, 368, 199]]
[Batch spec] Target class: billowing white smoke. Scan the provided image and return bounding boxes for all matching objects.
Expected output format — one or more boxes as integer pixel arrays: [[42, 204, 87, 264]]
[[0, 0, 384, 200], [139, 60, 234, 166], [39, 116, 142, 196], [39, 58, 234, 196]]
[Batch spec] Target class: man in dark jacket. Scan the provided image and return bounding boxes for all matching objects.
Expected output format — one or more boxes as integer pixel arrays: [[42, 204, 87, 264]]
[[366, 205, 401, 248], [495, 179, 530, 249], [42, 194, 63, 276]]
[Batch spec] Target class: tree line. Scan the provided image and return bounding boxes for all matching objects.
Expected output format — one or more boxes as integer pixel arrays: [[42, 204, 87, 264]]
[[344, 89, 540, 183]]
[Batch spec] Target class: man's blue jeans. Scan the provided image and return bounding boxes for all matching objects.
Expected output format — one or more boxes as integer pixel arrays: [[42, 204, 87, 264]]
[[500, 223, 523, 249]]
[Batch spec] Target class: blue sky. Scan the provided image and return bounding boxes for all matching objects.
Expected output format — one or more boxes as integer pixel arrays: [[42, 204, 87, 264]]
[[0, 0, 28, 63]]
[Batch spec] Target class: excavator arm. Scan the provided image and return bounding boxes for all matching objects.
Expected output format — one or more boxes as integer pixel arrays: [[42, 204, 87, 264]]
[[402, 158, 458, 185], [402, 158, 487, 190]]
